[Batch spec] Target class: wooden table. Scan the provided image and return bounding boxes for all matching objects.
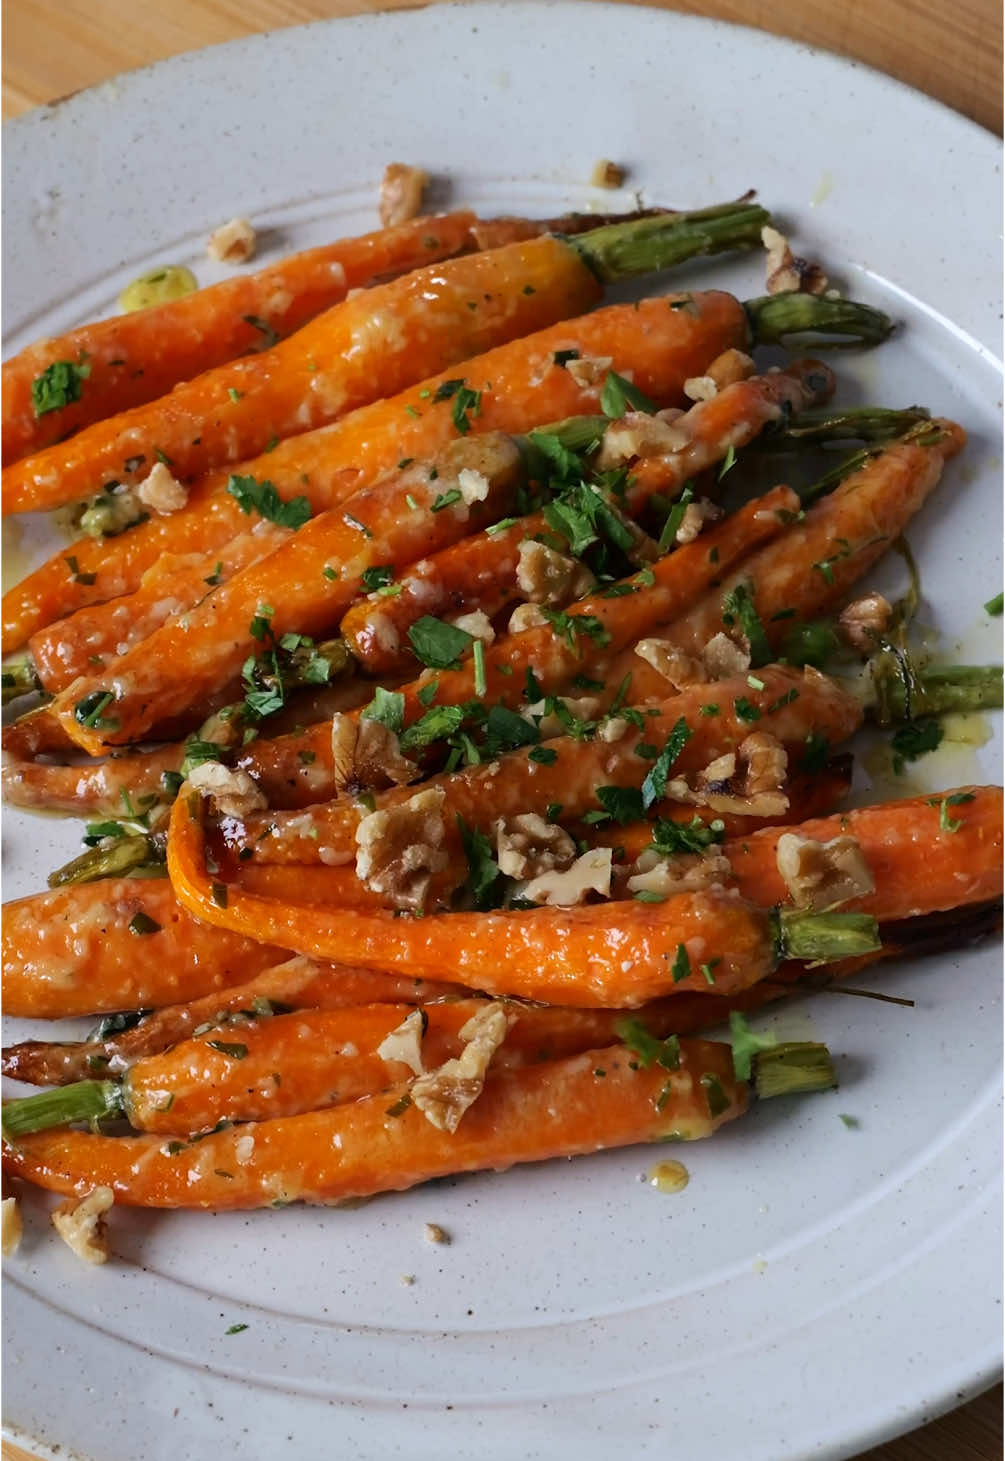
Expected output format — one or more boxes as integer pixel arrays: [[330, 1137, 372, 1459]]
[[2, 2, 1001, 1458]]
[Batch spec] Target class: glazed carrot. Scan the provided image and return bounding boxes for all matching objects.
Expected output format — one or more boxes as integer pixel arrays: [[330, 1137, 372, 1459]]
[[4, 205, 773, 517], [2, 1039, 747, 1208], [235, 664, 862, 865], [1, 743, 184, 818], [2, 291, 750, 653], [2, 213, 490, 465], [340, 359, 833, 675], [1, 878, 288, 1019]]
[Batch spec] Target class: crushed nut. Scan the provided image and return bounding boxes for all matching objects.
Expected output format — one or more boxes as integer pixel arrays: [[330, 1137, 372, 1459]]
[[355, 786, 448, 912], [410, 1003, 511, 1132], [702, 631, 751, 679], [187, 762, 267, 820], [838, 592, 893, 652], [683, 375, 719, 403], [598, 716, 630, 743], [516, 540, 596, 606], [423, 1221, 450, 1244], [1, 1197, 22, 1257], [51, 1186, 114, 1265], [376, 1009, 427, 1076], [635, 639, 708, 689], [705, 349, 756, 389], [331, 713, 418, 795], [524, 695, 601, 738], [776, 832, 875, 910], [590, 159, 625, 188], [135, 460, 188, 515], [596, 411, 690, 468], [508, 602, 549, 634], [741, 731, 789, 799], [697, 752, 737, 787], [668, 732, 788, 818], [451, 609, 495, 644], [495, 813, 576, 880], [457, 467, 490, 506], [207, 217, 257, 265], [627, 850, 732, 897], [674, 498, 721, 545], [565, 354, 612, 389], [378, 163, 430, 227], [761, 225, 828, 296], [522, 846, 613, 906]]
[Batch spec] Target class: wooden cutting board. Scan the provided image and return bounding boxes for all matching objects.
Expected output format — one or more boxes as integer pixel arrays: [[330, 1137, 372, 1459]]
[[1, 2, 1001, 1459]]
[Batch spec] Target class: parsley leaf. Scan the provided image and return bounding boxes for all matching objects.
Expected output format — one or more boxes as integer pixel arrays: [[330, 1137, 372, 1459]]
[[928, 790, 975, 833], [227, 474, 311, 530], [728, 1011, 777, 1081], [361, 565, 394, 592], [801, 731, 831, 773], [457, 816, 501, 909], [721, 581, 771, 667], [407, 616, 474, 669], [242, 313, 280, 349], [360, 686, 405, 736], [890, 718, 943, 774], [483, 704, 539, 757], [615, 1017, 680, 1070], [648, 815, 725, 856], [670, 943, 691, 983], [601, 369, 657, 418], [31, 359, 91, 417], [596, 785, 645, 825], [641, 717, 691, 809], [540, 608, 611, 652], [399, 703, 466, 751]]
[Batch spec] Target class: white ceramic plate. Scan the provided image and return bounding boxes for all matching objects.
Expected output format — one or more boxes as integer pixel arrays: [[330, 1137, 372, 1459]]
[[3, 6, 1002, 1458]]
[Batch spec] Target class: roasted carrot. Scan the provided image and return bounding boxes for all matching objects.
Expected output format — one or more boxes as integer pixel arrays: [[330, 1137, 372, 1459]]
[[1, 1039, 747, 1208]]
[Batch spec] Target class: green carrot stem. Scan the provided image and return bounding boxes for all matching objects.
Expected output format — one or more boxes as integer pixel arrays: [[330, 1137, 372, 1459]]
[[799, 420, 947, 504], [1, 655, 41, 705], [869, 648, 1003, 725], [777, 909, 882, 962], [744, 293, 893, 350], [47, 834, 166, 889], [570, 202, 770, 284], [771, 405, 930, 444], [752, 1042, 838, 1099], [2, 1080, 124, 1138]]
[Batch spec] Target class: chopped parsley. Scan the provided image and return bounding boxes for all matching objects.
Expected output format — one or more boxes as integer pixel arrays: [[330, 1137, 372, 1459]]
[[472, 640, 487, 697], [657, 484, 695, 553], [728, 1011, 777, 1081], [128, 912, 161, 936], [601, 369, 657, 418], [400, 703, 466, 752], [928, 790, 975, 833], [73, 689, 118, 731], [433, 377, 482, 434], [670, 943, 691, 983], [227, 473, 311, 530], [700, 1072, 730, 1117], [553, 348, 581, 366], [891, 717, 943, 774], [361, 686, 405, 736], [64, 554, 97, 585], [801, 731, 830, 773], [721, 581, 770, 667], [733, 697, 762, 723], [528, 745, 558, 765], [648, 815, 725, 856], [641, 717, 691, 809], [242, 313, 280, 348], [205, 1040, 248, 1059], [225, 1323, 249, 1335], [595, 785, 645, 825], [431, 488, 463, 511], [540, 607, 611, 652], [985, 591, 1004, 616], [717, 444, 736, 480], [457, 816, 500, 908], [361, 565, 394, 592], [407, 616, 474, 669], [615, 1018, 680, 1071], [483, 704, 540, 756], [31, 358, 91, 417]]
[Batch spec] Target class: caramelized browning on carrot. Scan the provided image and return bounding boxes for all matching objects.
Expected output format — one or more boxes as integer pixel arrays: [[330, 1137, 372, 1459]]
[[2, 1039, 745, 1208]]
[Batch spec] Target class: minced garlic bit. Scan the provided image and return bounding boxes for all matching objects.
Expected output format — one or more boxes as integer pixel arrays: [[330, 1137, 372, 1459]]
[[674, 498, 721, 545], [331, 713, 418, 795], [838, 592, 893, 652], [565, 354, 612, 389], [355, 786, 448, 912], [776, 832, 875, 911], [379, 163, 430, 228], [51, 1186, 114, 1265], [410, 1003, 511, 1133], [702, 631, 751, 679], [424, 1222, 450, 1244], [635, 639, 707, 689], [596, 411, 689, 468], [452, 609, 495, 644], [376, 1009, 426, 1076], [522, 846, 613, 906], [1, 1197, 23, 1257], [590, 159, 625, 188], [495, 812, 576, 880], [136, 460, 188, 515], [516, 539, 595, 606], [761, 224, 828, 296], [207, 216, 257, 265], [187, 762, 267, 820]]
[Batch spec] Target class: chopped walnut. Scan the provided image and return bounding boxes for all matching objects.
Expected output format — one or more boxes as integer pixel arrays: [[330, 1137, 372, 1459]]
[[598, 716, 630, 743], [522, 847, 613, 906], [376, 1009, 427, 1076], [627, 850, 732, 898], [495, 812, 576, 879], [565, 353, 612, 389], [51, 1187, 114, 1265], [457, 467, 490, 506], [451, 609, 495, 644], [207, 217, 256, 264], [776, 832, 876, 910], [424, 1221, 450, 1244], [838, 592, 893, 653], [762, 225, 828, 296], [674, 498, 721, 545], [331, 713, 418, 795], [378, 163, 430, 227], [524, 695, 601, 738], [635, 639, 708, 689], [508, 602, 549, 634], [705, 349, 756, 389], [355, 786, 448, 912], [1, 1197, 22, 1257], [590, 159, 625, 188], [668, 733, 788, 818], [136, 460, 188, 515], [410, 1003, 511, 1132], [683, 375, 718, 403], [596, 411, 690, 468], [702, 631, 751, 679], [741, 731, 789, 798], [697, 752, 737, 787], [187, 762, 267, 820], [516, 540, 595, 606]]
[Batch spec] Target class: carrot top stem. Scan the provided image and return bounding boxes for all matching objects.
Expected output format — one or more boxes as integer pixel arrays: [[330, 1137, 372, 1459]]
[[1, 655, 41, 705], [752, 1042, 838, 1099], [770, 404, 930, 445], [868, 651, 1003, 725], [776, 909, 882, 962], [568, 201, 770, 283], [47, 835, 165, 889], [2, 1080, 124, 1138], [744, 293, 893, 350]]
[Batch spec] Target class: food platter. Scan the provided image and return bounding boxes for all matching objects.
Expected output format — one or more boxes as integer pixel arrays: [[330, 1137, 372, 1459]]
[[2, 5, 1001, 1458]]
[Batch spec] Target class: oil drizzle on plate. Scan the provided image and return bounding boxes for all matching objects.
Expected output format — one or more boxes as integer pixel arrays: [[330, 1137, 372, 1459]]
[[648, 1159, 689, 1194]]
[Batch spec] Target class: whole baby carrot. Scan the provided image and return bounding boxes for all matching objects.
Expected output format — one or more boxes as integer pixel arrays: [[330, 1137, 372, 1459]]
[[2, 1039, 750, 1208]]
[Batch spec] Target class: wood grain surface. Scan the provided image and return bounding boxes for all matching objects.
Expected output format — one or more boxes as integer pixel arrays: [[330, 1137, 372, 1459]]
[[1, 2, 1001, 1460]]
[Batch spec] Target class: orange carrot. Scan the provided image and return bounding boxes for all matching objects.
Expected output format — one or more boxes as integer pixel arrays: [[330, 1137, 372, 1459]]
[[2, 291, 749, 652], [2, 742, 184, 818], [2, 1039, 746, 1208]]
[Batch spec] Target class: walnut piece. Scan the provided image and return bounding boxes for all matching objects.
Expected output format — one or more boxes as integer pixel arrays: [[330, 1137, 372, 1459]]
[[627, 850, 732, 898], [451, 609, 495, 644], [702, 631, 751, 679], [674, 498, 721, 545], [683, 375, 719, 403], [457, 467, 490, 505], [410, 1003, 511, 1132], [705, 349, 756, 389], [376, 1009, 427, 1076], [668, 732, 789, 818], [565, 353, 613, 389], [495, 813, 576, 879], [635, 639, 708, 689], [136, 460, 188, 515], [207, 217, 256, 264], [524, 695, 601, 738], [522, 847, 613, 906], [590, 159, 625, 188], [762, 224, 828, 296], [187, 762, 267, 820], [379, 163, 430, 228], [355, 786, 448, 912], [516, 540, 595, 606], [838, 592, 893, 652], [424, 1221, 450, 1244], [51, 1187, 114, 1265], [596, 411, 690, 468], [1, 1197, 22, 1257], [776, 832, 875, 911], [331, 713, 418, 795], [507, 602, 549, 634]]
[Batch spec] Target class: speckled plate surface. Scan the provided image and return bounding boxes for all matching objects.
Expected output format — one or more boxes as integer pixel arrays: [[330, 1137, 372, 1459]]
[[2, 5, 1002, 1458]]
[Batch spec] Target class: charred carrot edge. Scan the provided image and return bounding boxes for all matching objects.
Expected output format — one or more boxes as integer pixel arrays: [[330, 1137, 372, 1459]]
[[2, 291, 748, 653], [1, 1039, 745, 1208]]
